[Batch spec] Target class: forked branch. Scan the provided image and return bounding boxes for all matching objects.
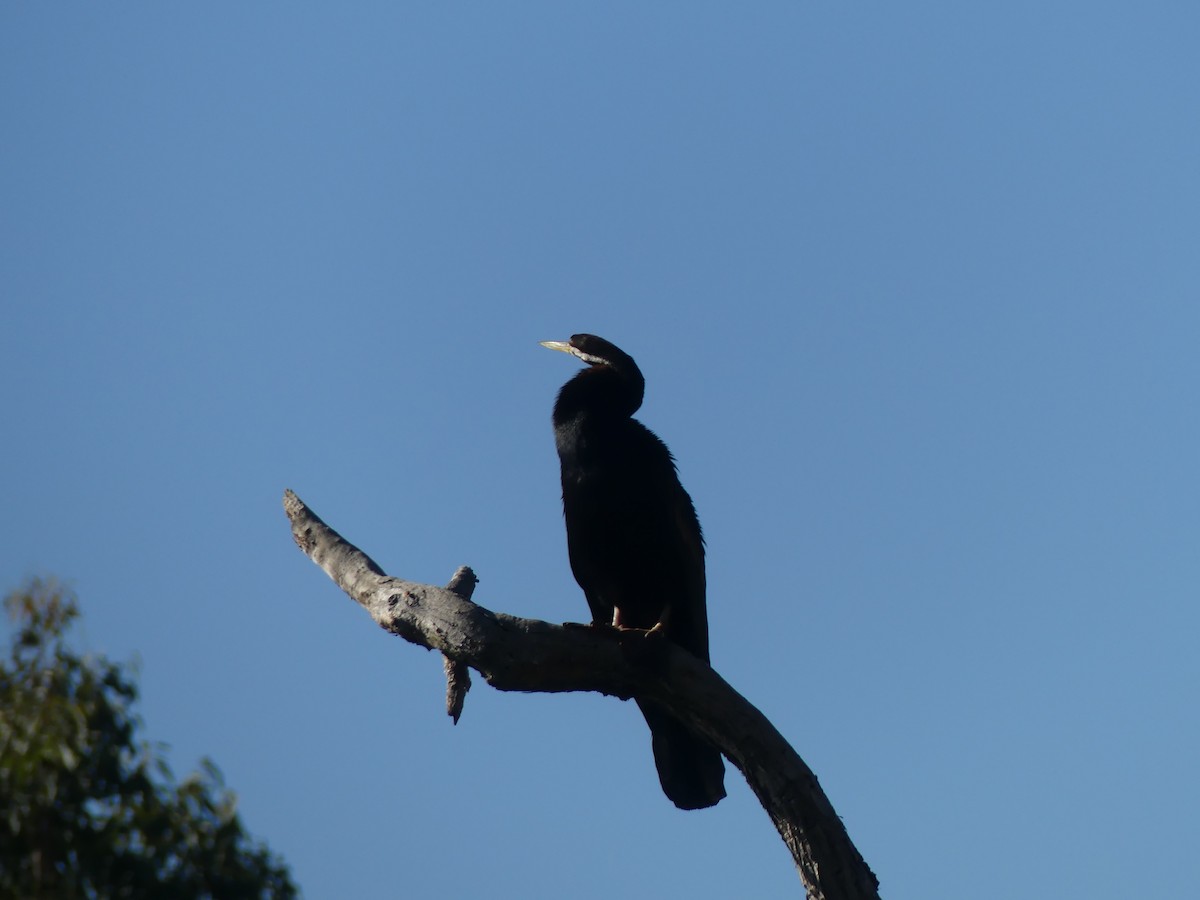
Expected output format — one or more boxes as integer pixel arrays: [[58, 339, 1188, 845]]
[[283, 489, 879, 900]]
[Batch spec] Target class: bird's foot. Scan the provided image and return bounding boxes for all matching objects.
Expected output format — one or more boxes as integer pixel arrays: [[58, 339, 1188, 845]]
[[563, 621, 624, 640], [644, 621, 668, 640], [615, 621, 669, 642]]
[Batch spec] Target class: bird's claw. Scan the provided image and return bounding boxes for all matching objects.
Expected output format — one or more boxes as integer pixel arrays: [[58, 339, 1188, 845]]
[[563, 621, 624, 640]]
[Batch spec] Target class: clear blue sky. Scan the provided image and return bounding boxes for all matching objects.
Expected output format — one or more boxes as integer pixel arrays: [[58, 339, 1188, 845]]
[[3, 4, 1198, 898]]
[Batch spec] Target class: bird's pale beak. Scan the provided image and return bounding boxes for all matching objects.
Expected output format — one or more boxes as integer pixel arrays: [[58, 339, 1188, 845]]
[[539, 340, 573, 354]]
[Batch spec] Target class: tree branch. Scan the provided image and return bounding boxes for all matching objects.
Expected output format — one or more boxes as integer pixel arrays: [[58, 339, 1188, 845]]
[[441, 566, 477, 723], [283, 489, 880, 900]]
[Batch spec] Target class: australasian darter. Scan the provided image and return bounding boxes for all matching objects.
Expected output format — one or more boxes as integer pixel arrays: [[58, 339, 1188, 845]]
[[542, 333, 726, 810]]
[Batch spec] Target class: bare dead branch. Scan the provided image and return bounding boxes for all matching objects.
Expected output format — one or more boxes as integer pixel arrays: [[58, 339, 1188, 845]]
[[283, 489, 879, 900], [442, 566, 477, 723]]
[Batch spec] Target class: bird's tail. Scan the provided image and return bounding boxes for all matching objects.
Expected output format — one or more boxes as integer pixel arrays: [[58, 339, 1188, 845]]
[[636, 699, 726, 810]]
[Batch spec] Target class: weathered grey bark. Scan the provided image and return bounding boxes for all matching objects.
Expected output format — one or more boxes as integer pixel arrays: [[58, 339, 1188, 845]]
[[440, 567, 476, 723], [283, 489, 880, 900]]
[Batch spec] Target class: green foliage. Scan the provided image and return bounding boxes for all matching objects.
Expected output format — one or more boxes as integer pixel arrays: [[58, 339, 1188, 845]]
[[0, 579, 299, 899]]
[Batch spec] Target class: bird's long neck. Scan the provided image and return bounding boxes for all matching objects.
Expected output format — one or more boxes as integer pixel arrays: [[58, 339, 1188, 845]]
[[551, 365, 644, 427]]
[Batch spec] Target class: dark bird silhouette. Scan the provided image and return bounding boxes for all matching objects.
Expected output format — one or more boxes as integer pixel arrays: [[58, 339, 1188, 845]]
[[541, 334, 726, 810]]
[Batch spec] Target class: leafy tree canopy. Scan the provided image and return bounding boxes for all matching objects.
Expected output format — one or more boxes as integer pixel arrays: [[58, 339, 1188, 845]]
[[0, 578, 299, 899]]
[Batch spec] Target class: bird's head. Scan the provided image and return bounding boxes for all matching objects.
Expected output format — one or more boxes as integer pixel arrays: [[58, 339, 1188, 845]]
[[541, 334, 645, 416]]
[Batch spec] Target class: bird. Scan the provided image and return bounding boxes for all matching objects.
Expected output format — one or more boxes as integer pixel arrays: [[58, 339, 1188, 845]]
[[541, 333, 726, 810]]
